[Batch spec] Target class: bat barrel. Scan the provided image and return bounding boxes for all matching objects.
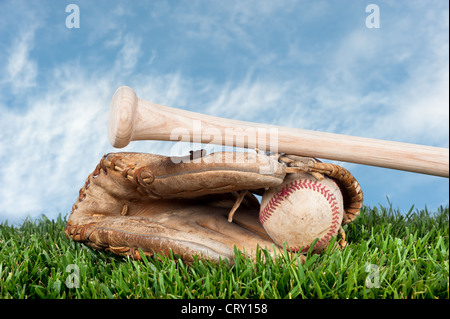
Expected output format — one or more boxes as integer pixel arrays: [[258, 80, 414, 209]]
[[108, 86, 449, 177], [108, 86, 139, 148]]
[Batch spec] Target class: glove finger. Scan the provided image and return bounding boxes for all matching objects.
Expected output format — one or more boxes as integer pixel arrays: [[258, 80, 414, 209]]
[[102, 152, 286, 199]]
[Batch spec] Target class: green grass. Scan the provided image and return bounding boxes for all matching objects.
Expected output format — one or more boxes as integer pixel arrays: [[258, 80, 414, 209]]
[[0, 204, 448, 299]]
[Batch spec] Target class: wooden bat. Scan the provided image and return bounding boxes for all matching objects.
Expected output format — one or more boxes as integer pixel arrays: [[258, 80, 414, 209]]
[[108, 86, 449, 177]]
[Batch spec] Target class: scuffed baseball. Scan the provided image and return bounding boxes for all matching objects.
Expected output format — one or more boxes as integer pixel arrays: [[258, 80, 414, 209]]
[[259, 172, 344, 253]]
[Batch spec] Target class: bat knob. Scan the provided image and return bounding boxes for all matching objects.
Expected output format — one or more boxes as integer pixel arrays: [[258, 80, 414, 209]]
[[108, 86, 138, 148]]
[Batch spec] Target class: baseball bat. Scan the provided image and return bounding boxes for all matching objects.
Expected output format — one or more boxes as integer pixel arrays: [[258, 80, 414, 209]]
[[108, 86, 449, 177]]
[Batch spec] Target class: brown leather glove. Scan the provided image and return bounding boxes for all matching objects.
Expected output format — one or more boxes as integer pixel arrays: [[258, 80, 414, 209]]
[[65, 151, 363, 263]]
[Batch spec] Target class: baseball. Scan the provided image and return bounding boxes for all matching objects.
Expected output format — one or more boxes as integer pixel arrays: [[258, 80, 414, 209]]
[[259, 172, 344, 253]]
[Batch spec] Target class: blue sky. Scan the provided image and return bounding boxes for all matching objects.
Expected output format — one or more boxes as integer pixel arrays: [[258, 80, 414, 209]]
[[0, 0, 448, 223]]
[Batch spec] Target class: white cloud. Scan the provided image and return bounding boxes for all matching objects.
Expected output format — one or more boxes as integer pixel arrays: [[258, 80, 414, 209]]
[[0, 68, 111, 222], [4, 27, 38, 92], [205, 76, 287, 122], [115, 34, 142, 71], [373, 65, 449, 146]]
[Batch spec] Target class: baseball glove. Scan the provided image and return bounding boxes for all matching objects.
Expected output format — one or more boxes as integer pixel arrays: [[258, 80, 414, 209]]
[[65, 151, 363, 263]]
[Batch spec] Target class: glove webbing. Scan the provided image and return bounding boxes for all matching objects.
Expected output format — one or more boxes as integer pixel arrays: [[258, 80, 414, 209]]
[[283, 159, 363, 225]]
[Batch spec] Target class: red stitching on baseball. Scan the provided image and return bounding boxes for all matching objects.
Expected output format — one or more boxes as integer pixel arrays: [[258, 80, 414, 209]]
[[260, 178, 341, 252]]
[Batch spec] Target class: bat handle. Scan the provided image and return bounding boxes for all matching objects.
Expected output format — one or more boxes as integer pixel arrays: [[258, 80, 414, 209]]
[[108, 86, 139, 148]]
